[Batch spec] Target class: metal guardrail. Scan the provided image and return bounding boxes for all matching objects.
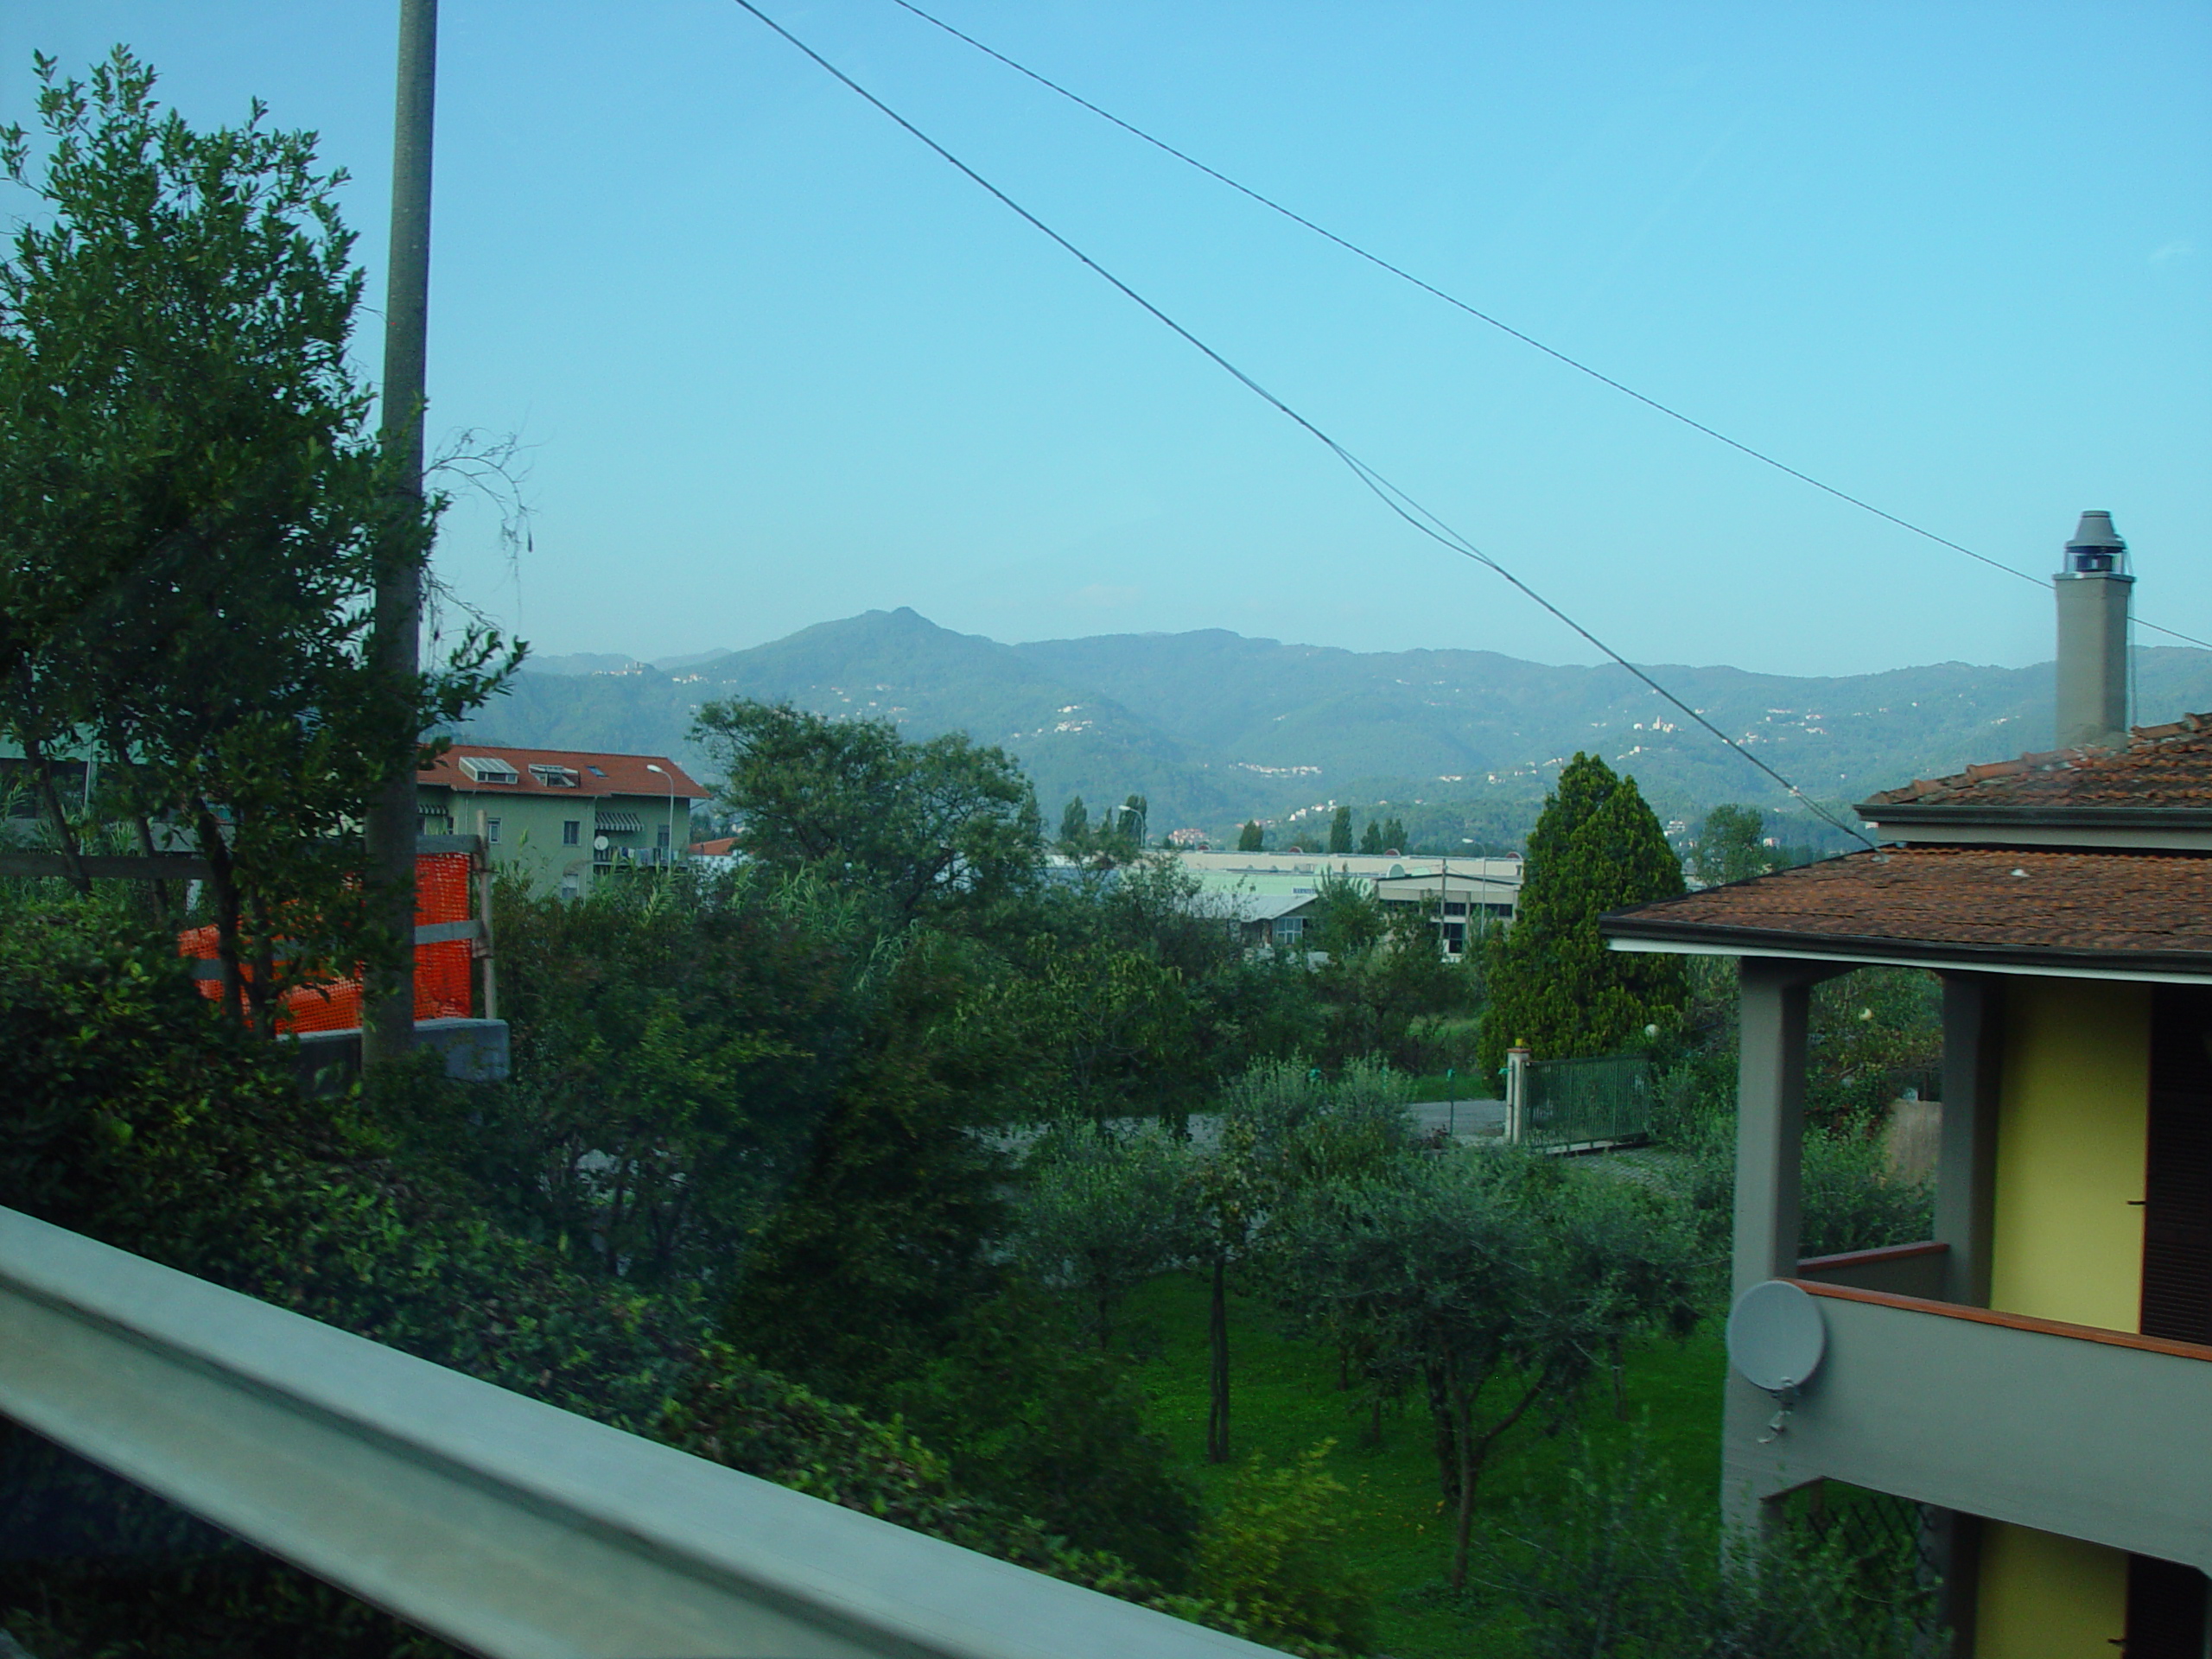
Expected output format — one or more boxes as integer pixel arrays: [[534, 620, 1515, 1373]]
[[1519, 1053, 1652, 1150], [0, 1206, 1276, 1659]]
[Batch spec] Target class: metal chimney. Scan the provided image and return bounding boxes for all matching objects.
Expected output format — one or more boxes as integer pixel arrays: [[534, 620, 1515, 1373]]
[[2053, 511, 2132, 749]]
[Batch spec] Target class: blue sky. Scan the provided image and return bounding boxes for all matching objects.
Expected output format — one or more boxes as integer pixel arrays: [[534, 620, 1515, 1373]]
[[5, 2, 2207, 676]]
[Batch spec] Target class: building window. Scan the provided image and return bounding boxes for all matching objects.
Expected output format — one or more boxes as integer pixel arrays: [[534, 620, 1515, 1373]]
[[657, 825, 671, 850], [486, 817, 501, 844], [563, 820, 580, 846]]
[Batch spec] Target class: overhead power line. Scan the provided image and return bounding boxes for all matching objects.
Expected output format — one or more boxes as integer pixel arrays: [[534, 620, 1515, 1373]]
[[725, 0, 1878, 848], [886, 0, 2212, 658]]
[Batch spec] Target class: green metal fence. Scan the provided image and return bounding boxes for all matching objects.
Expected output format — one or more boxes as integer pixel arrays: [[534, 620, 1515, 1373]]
[[1522, 1053, 1652, 1151]]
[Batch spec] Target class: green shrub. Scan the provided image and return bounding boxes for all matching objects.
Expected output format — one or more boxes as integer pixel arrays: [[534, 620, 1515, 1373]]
[[1194, 1443, 1376, 1655], [1471, 1446, 1942, 1658], [884, 1287, 1205, 1586]]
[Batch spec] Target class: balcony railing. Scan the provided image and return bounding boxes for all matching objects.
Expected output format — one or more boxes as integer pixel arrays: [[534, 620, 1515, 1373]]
[[0, 1205, 1276, 1658], [1733, 1277, 2212, 1573]]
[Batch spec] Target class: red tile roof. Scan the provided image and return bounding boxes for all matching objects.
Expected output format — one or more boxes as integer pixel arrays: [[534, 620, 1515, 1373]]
[[420, 744, 703, 800], [1859, 714, 2212, 813], [688, 836, 739, 857], [1604, 846, 2212, 971]]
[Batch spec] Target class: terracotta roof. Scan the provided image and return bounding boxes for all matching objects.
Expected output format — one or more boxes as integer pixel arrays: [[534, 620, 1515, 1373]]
[[688, 836, 739, 857], [1603, 846, 2212, 972], [420, 744, 703, 801], [1859, 714, 2212, 813]]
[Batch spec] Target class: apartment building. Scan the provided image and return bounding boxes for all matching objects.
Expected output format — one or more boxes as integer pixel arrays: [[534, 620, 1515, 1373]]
[[1600, 515, 2209, 1657], [417, 745, 702, 899]]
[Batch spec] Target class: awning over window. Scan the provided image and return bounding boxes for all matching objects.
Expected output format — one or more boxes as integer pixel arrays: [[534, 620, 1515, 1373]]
[[594, 811, 644, 834]]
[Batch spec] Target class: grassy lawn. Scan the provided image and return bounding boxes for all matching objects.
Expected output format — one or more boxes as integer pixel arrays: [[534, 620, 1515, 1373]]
[[1124, 1272, 1726, 1657]]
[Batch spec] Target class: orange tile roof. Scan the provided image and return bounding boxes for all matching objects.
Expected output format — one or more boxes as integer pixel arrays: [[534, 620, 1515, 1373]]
[[1604, 846, 2212, 972], [420, 744, 703, 801], [1859, 714, 2212, 814]]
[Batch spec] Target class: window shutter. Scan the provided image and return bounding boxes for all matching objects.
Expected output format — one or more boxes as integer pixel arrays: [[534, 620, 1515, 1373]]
[[2126, 1553, 2209, 1659], [2141, 987, 2212, 1345]]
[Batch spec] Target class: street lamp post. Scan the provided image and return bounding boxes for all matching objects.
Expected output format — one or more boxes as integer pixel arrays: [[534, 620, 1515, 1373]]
[[645, 765, 677, 869]]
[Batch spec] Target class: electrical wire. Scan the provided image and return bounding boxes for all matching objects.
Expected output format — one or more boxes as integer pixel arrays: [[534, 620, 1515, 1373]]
[[886, 0, 2212, 658], [726, 0, 1878, 848]]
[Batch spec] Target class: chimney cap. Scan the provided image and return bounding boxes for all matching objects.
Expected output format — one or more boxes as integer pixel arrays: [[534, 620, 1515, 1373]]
[[2066, 511, 2125, 551]]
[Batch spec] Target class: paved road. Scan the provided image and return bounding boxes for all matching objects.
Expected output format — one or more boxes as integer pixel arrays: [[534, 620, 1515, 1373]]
[[1411, 1098, 1507, 1141]]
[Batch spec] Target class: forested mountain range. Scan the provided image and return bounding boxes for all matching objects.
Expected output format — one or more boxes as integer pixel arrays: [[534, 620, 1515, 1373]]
[[466, 607, 2212, 850]]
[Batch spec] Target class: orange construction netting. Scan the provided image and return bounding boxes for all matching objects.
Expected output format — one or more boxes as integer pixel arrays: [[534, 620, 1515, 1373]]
[[179, 851, 475, 1032]]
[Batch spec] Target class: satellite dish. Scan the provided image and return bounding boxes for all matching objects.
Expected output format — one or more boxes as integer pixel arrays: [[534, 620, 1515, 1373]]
[[594, 835, 609, 851], [1726, 1280, 1826, 1395]]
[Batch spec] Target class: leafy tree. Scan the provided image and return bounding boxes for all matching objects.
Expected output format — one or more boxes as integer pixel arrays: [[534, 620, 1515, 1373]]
[[1382, 817, 1408, 854], [1121, 792, 1148, 847], [693, 698, 1042, 925], [1304, 870, 1386, 956], [1357, 818, 1383, 855], [1691, 804, 1785, 887], [1274, 1154, 1676, 1592], [1237, 819, 1265, 853], [1327, 804, 1353, 854], [1191, 1061, 1416, 1464], [1478, 753, 1687, 1072], [1058, 793, 1090, 850], [454, 866, 865, 1286], [1014, 1125, 1199, 1350], [886, 1285, 1205, 1587], [0, 50, 510, 1027], [1306, 885, 1474, 1071]]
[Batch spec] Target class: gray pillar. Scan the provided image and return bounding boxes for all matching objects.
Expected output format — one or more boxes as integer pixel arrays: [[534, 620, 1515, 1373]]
[[1923, 975, 2005, 1656], [362, 0, 439, 1069], [1723, 957, 1820, 1541], [1936, 974, 2004, 1308], [1731, 959, 1815, 1302]]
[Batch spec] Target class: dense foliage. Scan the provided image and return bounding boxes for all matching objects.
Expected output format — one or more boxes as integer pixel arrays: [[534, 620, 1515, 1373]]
[[1479, 753, 1688, 1072], [0, 51, 510, 1027]]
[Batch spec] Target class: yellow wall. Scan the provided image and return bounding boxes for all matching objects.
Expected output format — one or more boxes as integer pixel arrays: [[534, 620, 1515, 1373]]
[[1976, 1522, 2128, 1657], [1989, 976, 2149, 1331]]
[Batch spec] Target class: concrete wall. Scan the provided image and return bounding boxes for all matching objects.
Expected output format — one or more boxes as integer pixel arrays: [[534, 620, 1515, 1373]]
[[1991, 978, 2151, 1330]]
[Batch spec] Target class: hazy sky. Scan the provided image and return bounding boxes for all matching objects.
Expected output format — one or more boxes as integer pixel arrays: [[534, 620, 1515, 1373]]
[[5, 3, 2208, 676]]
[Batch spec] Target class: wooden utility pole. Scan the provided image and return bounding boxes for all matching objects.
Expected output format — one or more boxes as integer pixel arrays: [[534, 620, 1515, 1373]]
[[362, 0, 439, 1070]]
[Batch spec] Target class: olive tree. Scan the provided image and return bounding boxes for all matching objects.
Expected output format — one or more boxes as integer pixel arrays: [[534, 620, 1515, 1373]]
[[0, 50, 510, 1027]]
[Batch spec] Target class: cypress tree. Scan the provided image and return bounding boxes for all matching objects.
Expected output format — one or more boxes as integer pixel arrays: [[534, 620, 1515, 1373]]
[[1236, 819, 1264, 852], [1328, 805, 1353, 855], [1478, 754, 1686, 1072]]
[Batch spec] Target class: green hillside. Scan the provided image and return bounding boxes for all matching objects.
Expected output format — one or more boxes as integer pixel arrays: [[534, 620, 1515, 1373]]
[[459, 608, 2212, 850]]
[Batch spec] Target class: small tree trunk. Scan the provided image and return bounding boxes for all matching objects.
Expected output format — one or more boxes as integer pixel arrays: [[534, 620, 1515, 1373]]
[[18, 712, 90, 896], [1205, 1253, 1230, 1464], [193, 800, 245, 1026], [1427, 1358, 1459, 1504], [248, 889, 278, 1038], [1450, 1367, 1478, 1592], [133, 812, 171, 922]]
